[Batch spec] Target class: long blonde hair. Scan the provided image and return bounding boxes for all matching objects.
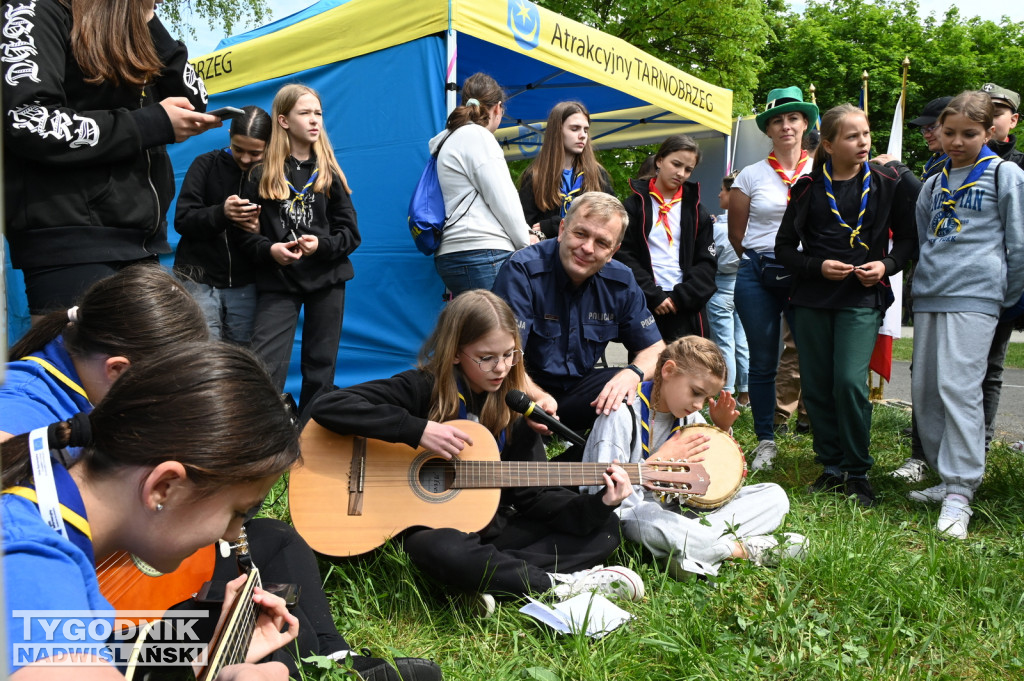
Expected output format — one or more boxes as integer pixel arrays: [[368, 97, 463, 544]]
[[651, 336, 727, 411], [418, 291, 526, 440], [258, 84, 351, 200], [520, 101, 607, 211]]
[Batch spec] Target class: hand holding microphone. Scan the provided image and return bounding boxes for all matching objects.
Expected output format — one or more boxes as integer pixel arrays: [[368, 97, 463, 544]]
[[505, 390, 586, 447]]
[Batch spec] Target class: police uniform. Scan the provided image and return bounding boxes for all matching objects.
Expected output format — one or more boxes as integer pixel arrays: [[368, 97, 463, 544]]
[[492, 238, 661, 432]]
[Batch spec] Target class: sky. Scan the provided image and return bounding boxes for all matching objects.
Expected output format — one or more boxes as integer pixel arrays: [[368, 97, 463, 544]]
[[180, 0, 1024, 57]]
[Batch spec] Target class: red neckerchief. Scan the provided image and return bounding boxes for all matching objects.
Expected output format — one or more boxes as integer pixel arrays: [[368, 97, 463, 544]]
[[649, 177, 682, 246], [766, 150, 810, 202]]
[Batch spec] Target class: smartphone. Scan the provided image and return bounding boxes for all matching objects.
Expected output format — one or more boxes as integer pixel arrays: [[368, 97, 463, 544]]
[[207, 106, 246, 120]]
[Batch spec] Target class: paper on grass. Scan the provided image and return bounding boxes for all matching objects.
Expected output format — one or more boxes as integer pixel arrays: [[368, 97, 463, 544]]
[[519, 592, 632, 639]]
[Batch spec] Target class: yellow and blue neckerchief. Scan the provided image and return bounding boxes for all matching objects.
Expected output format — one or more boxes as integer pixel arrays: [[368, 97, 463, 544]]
[[286, 165, 320, 216], [934, 146, 999, 236], [456, 379, 506, 451], [559, 169, 584, 218], [823, 160, 871, 250], [4, 461, 94, 563], [922, 153, 948, 181], [637, 381, 682, 459]]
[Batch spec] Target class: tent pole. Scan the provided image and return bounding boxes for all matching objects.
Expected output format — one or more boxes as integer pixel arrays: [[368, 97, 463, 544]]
[[445, 27, 457, 115]]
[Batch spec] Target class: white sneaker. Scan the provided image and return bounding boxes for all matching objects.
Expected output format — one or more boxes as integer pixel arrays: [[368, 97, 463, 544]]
[[750, 440, 777, 471], [741, 533, 808, 567], [549, 565, 644, 602], [936, 497, 972, 540], [908, 483, 946, 504], [890, 457, 929, 482]]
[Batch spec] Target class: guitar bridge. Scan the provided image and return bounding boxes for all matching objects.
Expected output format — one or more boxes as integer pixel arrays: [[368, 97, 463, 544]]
[[347, 437, 365, 516]]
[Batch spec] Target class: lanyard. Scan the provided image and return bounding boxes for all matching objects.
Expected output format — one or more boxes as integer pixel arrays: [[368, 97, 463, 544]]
[[649, 177, 682, 246], [559, 169, 584, 218], [934, 148, 999, 236], [767, 150, 810, 202], [456, 379, 506, 451], [823, 161, 871, 250], [637, 381, 682, 459]]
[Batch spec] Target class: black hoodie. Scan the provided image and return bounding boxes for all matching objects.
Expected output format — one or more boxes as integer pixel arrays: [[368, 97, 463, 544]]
[[2, 0, 208, 269]]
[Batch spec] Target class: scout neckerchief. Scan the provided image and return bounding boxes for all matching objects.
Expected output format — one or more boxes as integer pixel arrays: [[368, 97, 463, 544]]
[[767, 150, 811, 201], [649, 177, 682, 246], [456, 378, 506, 451], [285, 161, 320, 224], [3, 427, 94, 562], [823, 160, 871, 250], [21, 337, 91, 410], [922, 153, 948, 181], [559, 168, 584, 218], [934, 146, 999, 236], [637, 381, 682, 459]]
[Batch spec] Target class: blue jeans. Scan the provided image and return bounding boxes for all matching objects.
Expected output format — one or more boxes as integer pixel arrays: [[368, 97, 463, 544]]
[[733, 256, 794, 441], [434, 249, 513, 296], [183, 280, 258, 345], [707, 273, 749, 395]]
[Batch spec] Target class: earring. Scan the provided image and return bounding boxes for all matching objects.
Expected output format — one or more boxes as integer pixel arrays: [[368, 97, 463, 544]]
[[156, 503, 164, 512]]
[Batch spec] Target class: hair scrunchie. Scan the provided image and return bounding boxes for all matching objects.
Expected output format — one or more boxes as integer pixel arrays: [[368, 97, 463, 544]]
[[465, 98, 480, 107], [67, 306, 80, 323], [67, 412, 94, 448]]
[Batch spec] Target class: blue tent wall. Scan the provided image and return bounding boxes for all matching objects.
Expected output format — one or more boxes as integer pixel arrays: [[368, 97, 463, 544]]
[[166, 36, 448, 393]]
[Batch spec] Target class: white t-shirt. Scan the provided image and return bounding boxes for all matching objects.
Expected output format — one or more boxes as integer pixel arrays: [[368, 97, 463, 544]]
[[647, 197, 683, 290], [733, 158, 811, 255]]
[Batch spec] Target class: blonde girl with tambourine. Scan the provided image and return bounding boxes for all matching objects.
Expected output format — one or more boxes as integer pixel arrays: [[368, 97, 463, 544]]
[[582, 336, 806, 579]]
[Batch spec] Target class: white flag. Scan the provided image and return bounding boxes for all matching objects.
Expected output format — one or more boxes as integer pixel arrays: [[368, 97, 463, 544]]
[[879, 92, 904, 339]]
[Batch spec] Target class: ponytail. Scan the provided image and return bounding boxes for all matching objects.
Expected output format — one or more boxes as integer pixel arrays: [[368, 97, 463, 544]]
[[813, 103, 862, 173], [446, 72, 504, 132]]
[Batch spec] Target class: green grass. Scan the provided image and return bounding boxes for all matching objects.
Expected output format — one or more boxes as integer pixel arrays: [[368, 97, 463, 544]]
[[893, 338, 1024, 368], [264, 407, 1024, 680]]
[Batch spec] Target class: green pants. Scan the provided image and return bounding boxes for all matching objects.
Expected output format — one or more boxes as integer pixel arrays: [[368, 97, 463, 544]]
[[792, 306, 882, 475]]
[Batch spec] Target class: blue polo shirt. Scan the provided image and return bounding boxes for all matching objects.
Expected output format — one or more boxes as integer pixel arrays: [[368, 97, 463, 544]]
[[492, 239, 660, 391], [0, 337, 92, 437]]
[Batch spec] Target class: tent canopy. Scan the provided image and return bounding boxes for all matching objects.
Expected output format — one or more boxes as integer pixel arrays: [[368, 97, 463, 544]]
[[163, 0, 733, 393]]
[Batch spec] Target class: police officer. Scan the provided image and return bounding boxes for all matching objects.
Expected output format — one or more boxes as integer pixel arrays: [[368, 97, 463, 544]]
[[493, 192, 665, 447]]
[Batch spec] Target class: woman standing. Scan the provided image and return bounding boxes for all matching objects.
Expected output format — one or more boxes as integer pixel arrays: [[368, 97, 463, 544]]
[[2, 0, 220, 317], [518, 101, 614, 239], [174, 106, 272, 344], [431, 73, 531, 295], [618, 135, 718, 342], [729, 87, 818, 471]]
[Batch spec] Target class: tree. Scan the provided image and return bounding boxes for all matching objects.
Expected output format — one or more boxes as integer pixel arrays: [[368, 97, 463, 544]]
[[158, 0, 272, 42]]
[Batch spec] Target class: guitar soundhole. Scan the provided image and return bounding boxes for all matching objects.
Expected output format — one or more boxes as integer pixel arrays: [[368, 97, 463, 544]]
[[410, 453, 459, 503]]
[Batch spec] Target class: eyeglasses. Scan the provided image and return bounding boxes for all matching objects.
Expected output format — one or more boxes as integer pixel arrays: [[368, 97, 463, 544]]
[[461, 349, 522, 372], [920, 123, 940, 134]]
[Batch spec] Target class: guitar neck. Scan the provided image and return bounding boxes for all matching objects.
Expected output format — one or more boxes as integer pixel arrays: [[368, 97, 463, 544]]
[[200, 568, 261, 681], [451, 461, 642, 489]]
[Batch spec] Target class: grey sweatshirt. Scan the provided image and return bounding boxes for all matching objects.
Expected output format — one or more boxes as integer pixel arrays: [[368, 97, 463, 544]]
[[428, 124, 530, 255], [914, 159, 1024, 316]]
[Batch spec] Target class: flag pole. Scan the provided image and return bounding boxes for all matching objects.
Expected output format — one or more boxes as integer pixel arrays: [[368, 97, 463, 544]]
[[900, 57, 910, 119], [808, 83, 816, 105], [862, 70, 869, 115]]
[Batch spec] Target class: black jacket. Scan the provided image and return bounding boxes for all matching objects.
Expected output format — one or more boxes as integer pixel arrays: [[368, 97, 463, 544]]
[[518, 166, 614, 239], [616, 177, 718, 331], [172, 149, 258, 288], [239, 157, 360, 294], [775, 164, 918, 310], [310, 369, 616, 541], [991, 134, 1024, 169], [2, 0, 207, 268]]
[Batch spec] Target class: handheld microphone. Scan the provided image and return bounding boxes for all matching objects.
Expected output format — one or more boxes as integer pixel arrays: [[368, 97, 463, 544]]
[[505, 390, 586, 447]]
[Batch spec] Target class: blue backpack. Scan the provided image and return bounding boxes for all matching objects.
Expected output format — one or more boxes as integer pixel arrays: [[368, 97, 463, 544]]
[[407, 131, 477, 255]]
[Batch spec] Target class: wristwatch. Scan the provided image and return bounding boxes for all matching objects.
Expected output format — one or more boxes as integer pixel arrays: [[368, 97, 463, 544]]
[[529, 228, 544, 240], [625, 364, 645, 380]]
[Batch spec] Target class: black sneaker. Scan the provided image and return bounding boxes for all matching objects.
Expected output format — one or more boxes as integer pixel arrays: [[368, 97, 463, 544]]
[[796, 421, 811, 434], [844, 477, 877, 508], [808, 472, 844, 494], [773, 423, 790, 436], [348, 650, 443, 681]]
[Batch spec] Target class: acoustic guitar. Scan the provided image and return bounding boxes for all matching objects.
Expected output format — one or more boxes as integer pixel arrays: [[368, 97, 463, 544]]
[[98, 546, 217, 625], [289, 419, 710, 557]]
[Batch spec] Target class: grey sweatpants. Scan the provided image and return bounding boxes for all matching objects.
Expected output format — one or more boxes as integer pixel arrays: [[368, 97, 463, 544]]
[[911, 311, 998, 500]]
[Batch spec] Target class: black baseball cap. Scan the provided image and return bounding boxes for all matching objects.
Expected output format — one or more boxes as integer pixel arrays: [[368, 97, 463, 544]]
[[908, 96, 953, 128]]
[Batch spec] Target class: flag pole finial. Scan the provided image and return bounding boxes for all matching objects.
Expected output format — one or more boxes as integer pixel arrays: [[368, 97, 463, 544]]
[[808, 83, 817, 105]]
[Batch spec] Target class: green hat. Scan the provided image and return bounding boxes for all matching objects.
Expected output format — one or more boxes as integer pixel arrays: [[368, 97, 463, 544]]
[[755, 86, 819, 133], [981, 83, 1020, 113]]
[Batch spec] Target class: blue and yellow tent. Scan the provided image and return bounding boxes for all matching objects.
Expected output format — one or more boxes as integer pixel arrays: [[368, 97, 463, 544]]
[[5, 0, 732, 387]]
